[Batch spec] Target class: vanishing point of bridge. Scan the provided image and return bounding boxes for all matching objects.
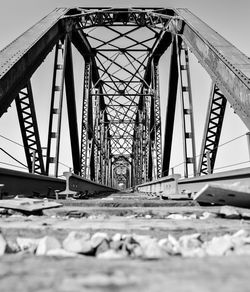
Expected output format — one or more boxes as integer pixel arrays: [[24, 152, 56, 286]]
[[0, 7, 250, 192]]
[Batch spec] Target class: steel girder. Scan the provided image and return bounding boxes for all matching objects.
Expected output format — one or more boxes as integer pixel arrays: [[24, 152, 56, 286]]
[[0, 8, 70, 117], [175, 8, 250, 130]]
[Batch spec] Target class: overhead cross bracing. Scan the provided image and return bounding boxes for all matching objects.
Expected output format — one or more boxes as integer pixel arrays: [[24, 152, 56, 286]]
[[0, 7, 250, 190], [63, 7, 176, 186]]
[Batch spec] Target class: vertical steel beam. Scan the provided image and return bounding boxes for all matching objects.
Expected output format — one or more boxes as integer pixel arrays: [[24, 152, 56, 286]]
[[177, 37, 197, 178], [94, 91, 100, 182], [162, 38, 179, 177], [65, 39, 81, 175], [46, 37, 68, 177], [80, 61, 92, 178], [198, 83, 227, 175], [151, 60, 162, 179], [15, 81, 45, 174]]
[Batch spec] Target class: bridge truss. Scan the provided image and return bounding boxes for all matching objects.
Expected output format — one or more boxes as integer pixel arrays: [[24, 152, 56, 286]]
[[0, 7, 250, 189]]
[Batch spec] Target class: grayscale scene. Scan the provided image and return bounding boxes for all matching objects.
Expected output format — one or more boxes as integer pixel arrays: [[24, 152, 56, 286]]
[[0, 0, 250, 291]]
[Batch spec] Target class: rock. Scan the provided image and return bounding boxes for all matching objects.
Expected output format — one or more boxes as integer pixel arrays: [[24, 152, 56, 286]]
[[36, 236, 61, 256], [0, 208, 8, 215], [204, 235, 233, 256], [230, 230, 250, 247], [158, 236, 180, 255], [46, 248, 77, 257], [132, 245, 144, 258], [241, 212, 250, 220], [63, 231, 94, 255], [188, 214, 197, 219], [0, 233, 7, 255], [141, 239, 166, 259], [199, 212, 216, 220], [16, 237, 40, 253], [110, 239, 123, 251], [179, 233, 202, 249], [97, 249, 127, 259], [219, 206, 241, 219], [122, 235, 138, 255], [167, 234, 181, 255], [5, 241, 20, 253], [167, 214, 187, 220], [132, 234, 153, 246], [112, 233, 122, 242], [95, 239, 110, 255], [91, 232, 109, 249], [232, 229, 249, 238]]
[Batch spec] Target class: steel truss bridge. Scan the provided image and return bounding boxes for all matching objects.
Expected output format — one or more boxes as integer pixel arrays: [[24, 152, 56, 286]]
[[0, 7, 250, 192]]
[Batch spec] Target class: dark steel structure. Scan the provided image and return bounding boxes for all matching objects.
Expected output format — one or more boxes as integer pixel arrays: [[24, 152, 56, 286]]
[[0, 7, 250, 189]]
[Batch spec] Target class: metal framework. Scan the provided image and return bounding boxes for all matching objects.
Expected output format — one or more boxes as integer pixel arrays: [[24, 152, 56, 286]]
[[15, 81, 45, 174], [0, 7, 250, 188], [198, 83, 227, 175]]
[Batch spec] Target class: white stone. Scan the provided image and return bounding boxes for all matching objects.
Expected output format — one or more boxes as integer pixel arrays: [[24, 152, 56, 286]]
[[219, 206, 241, 219], [168, 234, 181, 254], [232, 229, 249, 238], [204, 235, 233, 256], [167, 214, 187, 220], [6, 241, 20, 253], [158, 236, 180, 255], [132, 245, 144, 258], [145, 214, 152, 219], [112, 233, 122, 242], [141, 239, 166, 259], [188, 214, 197, 219], [63, 231, 93, 254], [16, 237, 40, 252], [36, 236, 61, 256], [0, 233, 7, 256], [132, 234, 154, 246], [91, 232, 109, 249], [179, 233, 202, 249], [200, 212, 214, 220]]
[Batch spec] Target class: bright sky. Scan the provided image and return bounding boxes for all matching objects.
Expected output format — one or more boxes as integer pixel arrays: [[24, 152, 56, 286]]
[[0, 0, 249, 177]]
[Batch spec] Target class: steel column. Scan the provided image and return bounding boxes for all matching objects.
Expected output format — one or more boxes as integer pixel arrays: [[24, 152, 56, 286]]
[[162, 37, 179, 177], [80, 62, 92, 178], [65, 39, 81, 175], [46, 37, 68, 177], [177, 37, 197, 178], [150, 60, 162, 179]]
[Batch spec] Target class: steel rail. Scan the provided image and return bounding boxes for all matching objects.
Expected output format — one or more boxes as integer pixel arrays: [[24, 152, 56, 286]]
[[178, 167, 250, 194], [0, 167, 65, 197], [0, 168, 117, 197], [135, 167, 250, 197]]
